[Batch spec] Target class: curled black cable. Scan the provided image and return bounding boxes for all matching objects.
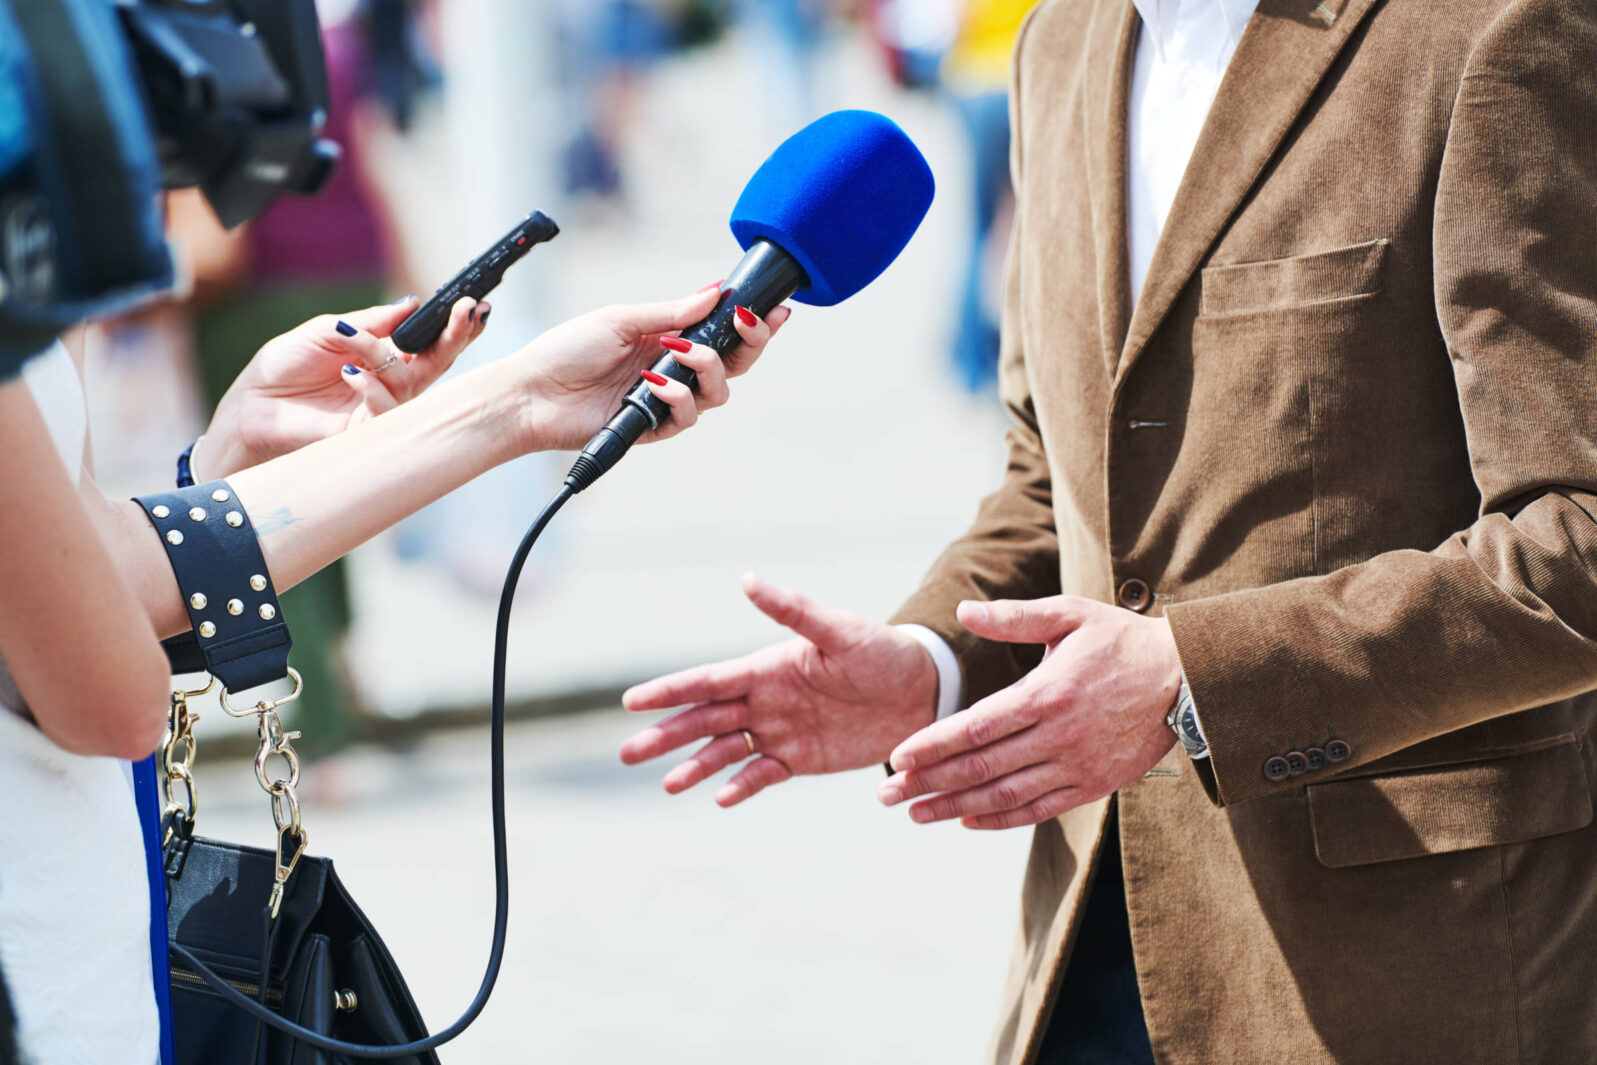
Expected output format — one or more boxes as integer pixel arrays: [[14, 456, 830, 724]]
[[170, 484, 576, 1057]]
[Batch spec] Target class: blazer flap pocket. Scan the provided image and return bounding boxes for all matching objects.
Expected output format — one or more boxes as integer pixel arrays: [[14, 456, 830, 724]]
[[1308, 739, 1592, 868], [1201, 238, 1389, 316]]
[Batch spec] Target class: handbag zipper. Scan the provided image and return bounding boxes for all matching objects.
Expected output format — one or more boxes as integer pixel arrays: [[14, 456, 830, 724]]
[[170, 964, 283, 1007]]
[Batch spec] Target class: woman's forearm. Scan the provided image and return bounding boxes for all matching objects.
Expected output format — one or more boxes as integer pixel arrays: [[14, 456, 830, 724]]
[[82, 287, 754, 643], [91, 358, 534, 639]]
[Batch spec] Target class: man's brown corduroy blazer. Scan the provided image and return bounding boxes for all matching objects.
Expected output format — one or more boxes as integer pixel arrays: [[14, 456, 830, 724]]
[[891, 0, 1597, 1061]]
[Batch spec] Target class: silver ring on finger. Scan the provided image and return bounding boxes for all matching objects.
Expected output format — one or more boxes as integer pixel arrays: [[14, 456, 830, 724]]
[[371, 353, 401, 374], [740, 729, 758, 757]]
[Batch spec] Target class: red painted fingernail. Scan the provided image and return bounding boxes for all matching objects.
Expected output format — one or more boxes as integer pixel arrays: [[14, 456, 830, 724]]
[[698, 279, 724, 293], [660, 336, 692, 353], [641, 370, 669, 386], [735, 305, 757, 327]]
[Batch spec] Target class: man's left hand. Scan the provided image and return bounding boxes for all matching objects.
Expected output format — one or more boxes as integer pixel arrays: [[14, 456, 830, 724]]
[[879, 596, 1183, 830]]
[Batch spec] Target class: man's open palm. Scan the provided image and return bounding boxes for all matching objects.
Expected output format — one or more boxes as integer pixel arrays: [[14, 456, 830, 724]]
[[619, 574, 938, 806]]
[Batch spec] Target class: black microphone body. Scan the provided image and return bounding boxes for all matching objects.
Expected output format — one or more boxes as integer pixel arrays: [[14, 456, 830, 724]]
[[565, 239, 808, 493]]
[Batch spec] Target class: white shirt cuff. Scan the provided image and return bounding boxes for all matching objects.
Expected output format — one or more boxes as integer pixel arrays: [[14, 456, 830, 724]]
[[895, 624, 965, 721]]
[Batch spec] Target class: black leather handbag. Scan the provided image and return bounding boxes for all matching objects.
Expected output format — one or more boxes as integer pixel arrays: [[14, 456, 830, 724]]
[[163, 833, 438, 1065], [137, 480, 540, 1062]]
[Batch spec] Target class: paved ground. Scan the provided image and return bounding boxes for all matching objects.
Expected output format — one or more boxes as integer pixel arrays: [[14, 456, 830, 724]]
[[194, 707, 1031, 1063]]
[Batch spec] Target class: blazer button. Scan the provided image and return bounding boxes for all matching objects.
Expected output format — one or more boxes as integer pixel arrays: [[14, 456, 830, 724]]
[[1304, 747, 1326, 771], [1285, 751, 1308, 776], [1326, 739, 1351, 763], [1117, 578, 1151, 612], [1263, 755, 1291, 782]]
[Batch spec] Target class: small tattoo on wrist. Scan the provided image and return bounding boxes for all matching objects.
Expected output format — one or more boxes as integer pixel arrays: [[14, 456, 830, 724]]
[[252, 506, 302, 538]]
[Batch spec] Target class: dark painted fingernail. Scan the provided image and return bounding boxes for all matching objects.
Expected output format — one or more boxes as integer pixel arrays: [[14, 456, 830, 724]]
[[392, 293, 417, 305], [698, 279, 724, 293], [342, 364, 360, 375], [336, 320, 358, 337], [479, 308, 491, 326], [641, 370, 669, 386], [735, 305, 757, 327], [467, 306, 477, 324], [661, 336, 691, 353]]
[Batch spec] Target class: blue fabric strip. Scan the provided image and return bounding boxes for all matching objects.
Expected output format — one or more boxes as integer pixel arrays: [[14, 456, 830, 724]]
[[132, 754, 175, 1065]]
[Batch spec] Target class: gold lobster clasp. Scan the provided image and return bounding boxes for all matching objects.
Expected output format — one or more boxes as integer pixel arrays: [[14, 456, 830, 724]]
[[268, 821, 308, 919]]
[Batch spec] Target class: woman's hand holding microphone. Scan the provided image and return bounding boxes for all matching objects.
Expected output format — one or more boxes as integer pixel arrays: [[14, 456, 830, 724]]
[[509, 283, 790, 453]]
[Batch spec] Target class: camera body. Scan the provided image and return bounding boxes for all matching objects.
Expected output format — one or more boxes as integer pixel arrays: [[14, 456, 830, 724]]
[[119, 0, 340, 228], [0, 0, 338, 364]]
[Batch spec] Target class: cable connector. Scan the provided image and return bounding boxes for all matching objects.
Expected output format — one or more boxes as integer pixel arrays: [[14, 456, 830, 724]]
[[565, 406, 652, 493]]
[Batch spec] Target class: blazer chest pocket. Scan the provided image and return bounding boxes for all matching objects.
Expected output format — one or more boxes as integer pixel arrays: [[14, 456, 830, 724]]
[[1307, 739, 1593, 868], [1200, 238, 1389, 316]]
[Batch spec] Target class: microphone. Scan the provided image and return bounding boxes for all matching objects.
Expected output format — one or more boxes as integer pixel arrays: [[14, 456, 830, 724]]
[[564, 110, 936, 493]]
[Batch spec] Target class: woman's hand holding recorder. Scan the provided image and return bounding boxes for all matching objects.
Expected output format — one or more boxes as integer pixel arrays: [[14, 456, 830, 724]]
[[199, 293, 487, 478]]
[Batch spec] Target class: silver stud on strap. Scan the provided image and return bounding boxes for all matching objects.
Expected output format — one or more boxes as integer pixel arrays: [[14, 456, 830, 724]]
[[166, 530, 184, 546], [188, 507, 207, 522], [189, 593, 208, 610], [198, 621, 216, 638], [259, 604, 277, 621], [226, 511, 244, 528], [249, 575, 267, 592], [227, 599, 244, 616], [152, 505, 170, 519], [212, 489, 230, 503]]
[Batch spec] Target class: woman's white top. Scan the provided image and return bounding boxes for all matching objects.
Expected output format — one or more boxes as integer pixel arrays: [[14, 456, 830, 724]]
[[0, 344, 160, 1063]]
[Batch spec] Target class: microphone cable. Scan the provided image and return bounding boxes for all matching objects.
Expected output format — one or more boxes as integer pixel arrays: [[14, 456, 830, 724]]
[[174, 484, 577, 1057]]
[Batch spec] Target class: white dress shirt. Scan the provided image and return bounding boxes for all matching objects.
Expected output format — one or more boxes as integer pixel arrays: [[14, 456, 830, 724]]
[[1128, 0, 1261, 301], [904, 0, 1260, 720]]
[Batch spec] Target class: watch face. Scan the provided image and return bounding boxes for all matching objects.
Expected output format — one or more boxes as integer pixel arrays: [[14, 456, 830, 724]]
[[1178, 706, 1205, 753]]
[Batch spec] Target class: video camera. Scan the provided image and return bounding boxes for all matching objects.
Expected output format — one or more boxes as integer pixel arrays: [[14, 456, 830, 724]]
[[0, 0, 340, 366]]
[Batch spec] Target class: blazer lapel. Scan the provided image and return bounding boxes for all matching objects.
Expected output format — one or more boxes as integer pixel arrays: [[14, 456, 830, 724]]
[[1114, 0, 1384, 384], [1083, 0, 1139, 379]]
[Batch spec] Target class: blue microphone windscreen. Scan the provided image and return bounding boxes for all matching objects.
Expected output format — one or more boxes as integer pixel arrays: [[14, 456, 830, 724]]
[[729, 110, 934, 307]]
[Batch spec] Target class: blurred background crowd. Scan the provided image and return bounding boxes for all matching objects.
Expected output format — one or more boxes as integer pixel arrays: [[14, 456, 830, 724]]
[[87, 1, 1046, 1057], [89, 0, 1040, 749]]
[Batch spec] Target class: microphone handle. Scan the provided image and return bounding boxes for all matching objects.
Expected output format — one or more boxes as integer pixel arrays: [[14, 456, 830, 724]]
[[565, 239, 808, 492]]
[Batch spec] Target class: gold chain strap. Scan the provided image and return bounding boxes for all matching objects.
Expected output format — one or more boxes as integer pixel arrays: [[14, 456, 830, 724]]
[[160, 668, 308, 917], [159, 677, 214, 847]]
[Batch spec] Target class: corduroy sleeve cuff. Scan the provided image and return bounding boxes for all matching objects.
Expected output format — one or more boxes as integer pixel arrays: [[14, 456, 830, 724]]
[[1166, 593, 1299, 807]]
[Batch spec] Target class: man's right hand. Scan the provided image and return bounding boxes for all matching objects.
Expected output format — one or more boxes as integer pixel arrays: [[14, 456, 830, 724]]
[[620, 574, 939, 807]]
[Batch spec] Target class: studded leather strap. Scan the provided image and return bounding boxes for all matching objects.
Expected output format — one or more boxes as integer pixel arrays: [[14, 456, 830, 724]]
[[134, 481, 293, 693]]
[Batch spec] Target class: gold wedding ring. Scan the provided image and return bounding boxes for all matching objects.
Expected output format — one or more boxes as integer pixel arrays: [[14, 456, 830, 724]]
[[740, 729, 758, 757]]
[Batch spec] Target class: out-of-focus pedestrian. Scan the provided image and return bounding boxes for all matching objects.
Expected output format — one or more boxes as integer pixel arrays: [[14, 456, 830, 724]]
[[941, 0, 1040, 392], [737, 0, 831, 125], [182, 17, 402, 760], [557, 0, 672, 207]]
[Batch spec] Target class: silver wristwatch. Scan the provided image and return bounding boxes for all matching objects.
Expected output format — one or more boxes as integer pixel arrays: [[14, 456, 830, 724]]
[[1165, 678, 1209, 760]]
